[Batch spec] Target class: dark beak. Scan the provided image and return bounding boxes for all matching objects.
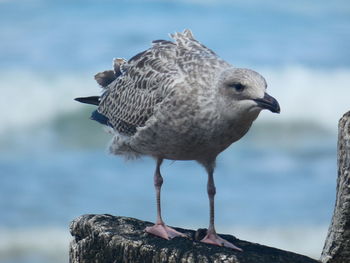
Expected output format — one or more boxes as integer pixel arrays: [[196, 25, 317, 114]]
[[253, 93, 280, 113]]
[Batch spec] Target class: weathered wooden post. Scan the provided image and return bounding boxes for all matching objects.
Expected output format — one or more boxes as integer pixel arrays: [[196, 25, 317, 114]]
[[69, 214, 319, 263], [321, 111, 350, 263]]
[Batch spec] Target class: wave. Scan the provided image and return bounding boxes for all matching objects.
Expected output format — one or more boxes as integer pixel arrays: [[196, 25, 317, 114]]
[[0, 227, 69, 263], [0, 70, 97, 135], [258, 66, 350, 131], [1, 66, 349, 136]]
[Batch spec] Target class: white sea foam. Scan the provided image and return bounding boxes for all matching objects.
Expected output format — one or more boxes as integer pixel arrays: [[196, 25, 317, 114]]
[[0, 227, 70, 262], [257, 66, 350, 131], [0, 70, 97, 135], [0, 66, 349, 135]]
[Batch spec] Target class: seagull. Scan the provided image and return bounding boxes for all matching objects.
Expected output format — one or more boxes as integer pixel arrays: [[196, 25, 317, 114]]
[[75, 29, 280, 251]]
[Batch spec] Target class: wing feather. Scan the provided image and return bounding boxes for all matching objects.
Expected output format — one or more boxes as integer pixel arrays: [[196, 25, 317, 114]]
[[97, 30, 227, 136]]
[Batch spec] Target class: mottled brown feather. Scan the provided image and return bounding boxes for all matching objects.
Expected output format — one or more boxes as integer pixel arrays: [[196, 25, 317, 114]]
[[97, 30, 226, 136]]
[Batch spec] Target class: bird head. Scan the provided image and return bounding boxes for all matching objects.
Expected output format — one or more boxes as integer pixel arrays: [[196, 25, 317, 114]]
[[217, 68, 280, 116]]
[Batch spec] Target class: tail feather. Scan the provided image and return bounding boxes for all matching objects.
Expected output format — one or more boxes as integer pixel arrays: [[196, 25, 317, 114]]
[[90, 110, 111, 127], [74, 96, 100, 106]]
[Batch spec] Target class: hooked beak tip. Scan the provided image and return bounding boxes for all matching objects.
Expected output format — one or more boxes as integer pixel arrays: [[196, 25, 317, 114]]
[[254, 93, 280, 114]]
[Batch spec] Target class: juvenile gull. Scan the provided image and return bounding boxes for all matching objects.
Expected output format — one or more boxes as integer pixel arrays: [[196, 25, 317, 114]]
[[75, 29, 280, 250]]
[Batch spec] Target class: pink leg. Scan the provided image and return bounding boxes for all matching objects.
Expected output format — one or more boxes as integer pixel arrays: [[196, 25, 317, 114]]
[[145, 158, 185, 240], [201, 163, 242, 251]]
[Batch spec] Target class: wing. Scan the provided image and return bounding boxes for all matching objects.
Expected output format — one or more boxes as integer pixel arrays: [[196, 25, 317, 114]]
[[96, 29, 228, 136], [97, 39, 179, 136]]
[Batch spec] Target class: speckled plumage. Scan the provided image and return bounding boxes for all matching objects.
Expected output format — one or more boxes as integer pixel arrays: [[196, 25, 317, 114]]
[[76, 29, 280, 249], [95, 29, 266, 162]]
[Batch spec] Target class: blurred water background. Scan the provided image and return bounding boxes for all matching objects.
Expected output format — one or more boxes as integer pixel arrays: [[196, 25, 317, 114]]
[[1, 0, 350, 262]]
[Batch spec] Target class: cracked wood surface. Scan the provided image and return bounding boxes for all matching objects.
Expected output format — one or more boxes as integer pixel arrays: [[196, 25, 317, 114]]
[[321, 111, 350, 263], [69, 214, 319, 263]]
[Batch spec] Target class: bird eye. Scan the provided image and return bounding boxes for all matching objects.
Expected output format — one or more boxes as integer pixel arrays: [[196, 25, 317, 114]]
[[230, 83, 245, 92]]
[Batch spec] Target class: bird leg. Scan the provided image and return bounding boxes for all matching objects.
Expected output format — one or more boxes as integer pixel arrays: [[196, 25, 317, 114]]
[[145, 158, 185, 240], [201, 164, 243, 251]]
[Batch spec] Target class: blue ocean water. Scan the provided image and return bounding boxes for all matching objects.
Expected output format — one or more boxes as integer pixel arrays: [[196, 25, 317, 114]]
[[0, 0, 350, 262]]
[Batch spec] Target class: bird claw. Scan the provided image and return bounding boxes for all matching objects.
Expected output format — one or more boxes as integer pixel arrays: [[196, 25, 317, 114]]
[[201, 232, 243, 251], [145, 223, 186, 240]]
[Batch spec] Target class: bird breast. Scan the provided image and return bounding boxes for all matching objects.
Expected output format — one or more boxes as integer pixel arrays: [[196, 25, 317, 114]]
[[129, 88, 257, 160]]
